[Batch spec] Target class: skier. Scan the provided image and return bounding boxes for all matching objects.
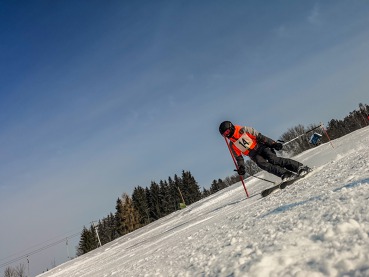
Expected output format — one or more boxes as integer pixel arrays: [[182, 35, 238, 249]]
[[219, 121, 311, 181]]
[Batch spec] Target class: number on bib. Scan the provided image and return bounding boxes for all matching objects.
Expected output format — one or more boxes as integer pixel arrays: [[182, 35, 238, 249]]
[[234, 133, 254, 152]]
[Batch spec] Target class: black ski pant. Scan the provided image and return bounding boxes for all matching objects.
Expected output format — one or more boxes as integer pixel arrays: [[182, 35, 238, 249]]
[[250, 147, 302, 178]]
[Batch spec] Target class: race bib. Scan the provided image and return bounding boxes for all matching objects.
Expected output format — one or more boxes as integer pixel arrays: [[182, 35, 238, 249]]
[[234, 133, 254, 153]]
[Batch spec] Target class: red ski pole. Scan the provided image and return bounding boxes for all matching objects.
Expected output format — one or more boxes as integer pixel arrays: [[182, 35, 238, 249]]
[[224, 136, 250, 197]]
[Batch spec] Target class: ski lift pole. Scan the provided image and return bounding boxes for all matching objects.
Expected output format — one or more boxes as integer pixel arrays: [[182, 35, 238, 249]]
[[177, 186, 186, 209], [223, 137, 250, 197], [177, 186, 186, 204]]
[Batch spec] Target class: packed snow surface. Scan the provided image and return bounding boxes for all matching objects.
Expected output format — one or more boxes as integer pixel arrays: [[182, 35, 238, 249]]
[[39, 127, 369, 277]]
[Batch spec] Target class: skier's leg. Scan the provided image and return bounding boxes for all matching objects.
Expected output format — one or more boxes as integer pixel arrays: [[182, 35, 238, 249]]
[[263, 148, 302, 173], [252, 154, 289, 178]]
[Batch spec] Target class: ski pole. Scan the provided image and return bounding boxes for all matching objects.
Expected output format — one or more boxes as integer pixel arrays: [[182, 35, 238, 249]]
[[224, 136, 250, 197], [249, 175, 276, 184], [234, 170, 276, 183], [282, 125, 322, 146]]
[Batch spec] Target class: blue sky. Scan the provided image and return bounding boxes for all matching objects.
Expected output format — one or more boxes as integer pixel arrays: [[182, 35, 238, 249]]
[[1, 1, 369, 275]]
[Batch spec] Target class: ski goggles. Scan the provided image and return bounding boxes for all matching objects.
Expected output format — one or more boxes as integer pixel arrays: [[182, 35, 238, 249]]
[[222, 129, 231, 137]]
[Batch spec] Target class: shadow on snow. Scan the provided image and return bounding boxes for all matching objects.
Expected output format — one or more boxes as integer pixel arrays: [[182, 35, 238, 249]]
[[260, 178, 369, 218]]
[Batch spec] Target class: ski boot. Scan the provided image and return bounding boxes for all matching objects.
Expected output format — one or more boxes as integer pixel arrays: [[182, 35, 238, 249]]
[[281, 171, 297, 182], [297, 166, 312, 177]]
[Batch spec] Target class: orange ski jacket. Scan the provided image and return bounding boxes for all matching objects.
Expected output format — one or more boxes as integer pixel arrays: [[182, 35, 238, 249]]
[[228, 125, 276, 166]]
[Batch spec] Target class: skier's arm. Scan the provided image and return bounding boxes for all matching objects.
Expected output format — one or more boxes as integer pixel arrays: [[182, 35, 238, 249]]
[[235, 154, 245, 168], [257, 133, 276, 147], [242, 126, 276, 147], [230, 141, 245, 168], [257, 132, 283, 150]]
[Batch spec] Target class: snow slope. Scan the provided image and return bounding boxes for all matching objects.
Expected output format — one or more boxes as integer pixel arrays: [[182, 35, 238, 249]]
[[39, 126, 369, 277]]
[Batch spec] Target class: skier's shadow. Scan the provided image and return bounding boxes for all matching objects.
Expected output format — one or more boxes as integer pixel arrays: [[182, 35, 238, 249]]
[[333, 178, 369, 192], [259, 178, 369, 218]]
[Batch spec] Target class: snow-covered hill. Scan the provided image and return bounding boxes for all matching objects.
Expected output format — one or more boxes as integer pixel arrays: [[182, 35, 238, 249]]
[[39, 127, 369, 277]]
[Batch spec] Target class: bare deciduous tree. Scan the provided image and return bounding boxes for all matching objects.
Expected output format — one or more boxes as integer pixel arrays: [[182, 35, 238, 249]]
[[3, 264, 26, 277]]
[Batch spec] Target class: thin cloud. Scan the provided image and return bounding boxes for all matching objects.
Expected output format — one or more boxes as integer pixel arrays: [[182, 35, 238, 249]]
[[274, 25, 290, 38], [308, 4, 321, 25]]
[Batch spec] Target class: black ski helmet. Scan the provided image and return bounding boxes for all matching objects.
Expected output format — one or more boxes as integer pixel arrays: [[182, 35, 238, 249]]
[[219, 121, 235, 138]]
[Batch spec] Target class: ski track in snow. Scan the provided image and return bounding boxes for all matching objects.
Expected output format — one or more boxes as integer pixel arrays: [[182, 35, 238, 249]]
[[39, 127, 369, 277]]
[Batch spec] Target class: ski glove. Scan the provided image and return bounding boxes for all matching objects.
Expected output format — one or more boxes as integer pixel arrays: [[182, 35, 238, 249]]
[[236, 165, 246, 176], [272, 142, 283, 151]]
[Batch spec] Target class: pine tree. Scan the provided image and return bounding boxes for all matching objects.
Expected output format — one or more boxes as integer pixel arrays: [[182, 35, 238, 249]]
[[108, 212, 119, 240], [76, 226, 98, 256], [210, 179, 220, 194], [115, 194, 141, 235], [132, 186, 150, 226], [121, 193, 141, 233], [223, 174, 240, 187], [181, 171, 201, 204], [217, 178, 227, 191], [148, 182, 161, 220], [202, 187, 211, 198], [115, 198, 125, 237], [159, 180, 171, 216], [174, 173, 186, 207], [97, 213, 117, 245], [145, 187, 153, 222], [168, 176, 180, 212]]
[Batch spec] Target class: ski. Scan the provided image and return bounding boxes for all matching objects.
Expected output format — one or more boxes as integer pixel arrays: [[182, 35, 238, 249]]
[[261, 179, 296, 197], [261, 167, 314, 197]]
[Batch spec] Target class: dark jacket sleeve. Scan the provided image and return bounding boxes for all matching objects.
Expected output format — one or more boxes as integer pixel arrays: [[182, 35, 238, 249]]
[[256, 133, 276, 147], [229, 141, 245, 167], [235, 155, 245, 168], [242, 126, 276, 147]]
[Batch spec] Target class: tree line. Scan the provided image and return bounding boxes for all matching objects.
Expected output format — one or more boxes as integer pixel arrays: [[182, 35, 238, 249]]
[[325, 103, 369, 140], [279, 103, 369, 156], [76, 170, 242, 255]]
